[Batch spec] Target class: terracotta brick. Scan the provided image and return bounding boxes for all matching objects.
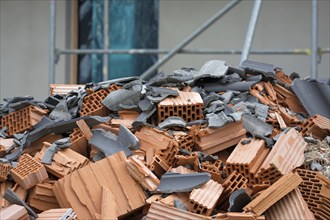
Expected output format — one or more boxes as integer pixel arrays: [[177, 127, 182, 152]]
[[28, 181, 60, 212], [157, 91, 204, 123], [265, 188, 315, 220], [53, 151, 146, 219], [36, 208, 77, 220], [23, 133, 63, 156], [50, 84, 84, 95], [111, 110, 140, 129], [0, 181, 12, 208], [175, 152, 199, 171], [300, 114, 330, 139], [69, 128, 88, 157], [217, 171, 249, 210], [276, 70, 292, 85], [258, 128, 306, 183], [243, 172, 303, 216], [174, 131, 195, 152], [146, 201, 209, 220], [160, 192, 192, 210], [296, 169, 330, 220], [34, 142, 89, 178], [80, 84, 121, 116], [214, 212, 265, 220], [1, 105, 48, 136], [0, 204, 29, 220], [12, 183, 27, 202], [189, 179, 224, 216], [10, 154, 48, 190], [201, 160, 224, 184], [196, 121, 246, 155], [226, 138, 270, 186], [126, 155, 160, 191], [170, 165, 196, 174], [0, 163, 11, 182]]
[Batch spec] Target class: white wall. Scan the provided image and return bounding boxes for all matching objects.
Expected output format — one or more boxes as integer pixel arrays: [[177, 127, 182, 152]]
[[0, 0, 329, 102], [0, 0, 66, 101], [159, 0, 329, 78]]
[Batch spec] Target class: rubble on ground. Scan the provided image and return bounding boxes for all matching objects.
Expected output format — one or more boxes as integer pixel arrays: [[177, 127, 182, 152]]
[[0, 60, 329, 220]]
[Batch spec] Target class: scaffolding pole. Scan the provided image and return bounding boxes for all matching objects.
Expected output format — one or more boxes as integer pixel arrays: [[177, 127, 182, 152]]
[[58, 48, 330, 55], [311, 0, 318, 78], [49, 0, 56, 86], [240, 0, 262, 63], [140, 0, 241, 80], [103, 0, 109, 81]]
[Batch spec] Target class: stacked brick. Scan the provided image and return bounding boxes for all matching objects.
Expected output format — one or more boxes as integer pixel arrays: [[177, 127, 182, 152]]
[[80, 84, 121, 116], [1, 105, 47, 136]]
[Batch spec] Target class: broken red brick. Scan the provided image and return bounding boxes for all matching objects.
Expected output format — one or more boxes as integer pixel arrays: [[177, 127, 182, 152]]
[[34, 142, 89, 178], [189, 179, 224, 216], [1, 105, 48, 136], [244, 172, 303, 216], [157, 91, 204, 123], [296, 169, 330, 220], [196, 121, 246, 155], [10, 154, 48, 190], [301, 114, 330, 139], [79, 84, 121, 116], [28, 181, 60, 212]]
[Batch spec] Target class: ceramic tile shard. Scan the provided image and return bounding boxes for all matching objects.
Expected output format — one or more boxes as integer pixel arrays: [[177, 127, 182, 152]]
[[53, 151, 146, 219]]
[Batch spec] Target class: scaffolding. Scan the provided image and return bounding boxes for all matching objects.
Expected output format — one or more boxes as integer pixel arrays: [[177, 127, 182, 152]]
[[49, 0, 330, 84]]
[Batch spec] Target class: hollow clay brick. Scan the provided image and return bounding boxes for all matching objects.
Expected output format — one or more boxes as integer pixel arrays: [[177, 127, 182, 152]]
[[1, 105, 47, 136], [157, 91, 204, 123], [10, 154, 48, 190]]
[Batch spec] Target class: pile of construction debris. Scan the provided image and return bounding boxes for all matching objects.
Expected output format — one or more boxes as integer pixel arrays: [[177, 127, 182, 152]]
[[0, 60, 329, 220]]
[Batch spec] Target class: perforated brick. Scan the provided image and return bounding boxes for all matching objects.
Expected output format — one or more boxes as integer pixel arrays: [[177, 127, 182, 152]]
[[10, 154, 48, 189], [0, 163, 11, 182], [157, 91, 204, 123], [80, 84, 121, 116], [296, 169, 330, 220], [0, 105, 47, 136]]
